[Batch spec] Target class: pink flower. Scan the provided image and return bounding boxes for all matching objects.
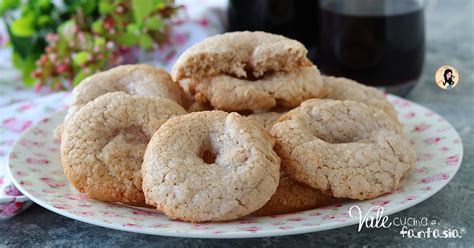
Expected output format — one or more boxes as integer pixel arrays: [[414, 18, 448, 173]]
[[165, 50, 177, 63], [440, 146, 450, 151], [417, 153, 434, 161], [288, 217, 306, 222], [403, 112, 416, 119], [420, 186, 433, 191], [173, 33, 188, 45], [40, 177, 65, 188], [425, 111, 435, 117], [199, 18, 209, 27], [446, 154, 460, 166], [425, 137, 443, 144], [405, 196, 416, 201], [16, 171, 28, 177], [2, 118, 32, 133], [4, 185, 22, 196], [19, 181, 32, 186], [241, 226, 261, 233], [26, 158, 50, 165], [76, 211, 94, 216], [372, 200, 390, 206], [413, 123, 431, 133], [1, 202, 24, 216], [415, 167, 427, 173], [18, 104, 34, 111], [19, 140, 45, 148], [53, 204, 71, 210], [132, 210, 156, 216], [63, 194, 82, 201], [421, 173, 449, 183], [123, 223, 142, 229]]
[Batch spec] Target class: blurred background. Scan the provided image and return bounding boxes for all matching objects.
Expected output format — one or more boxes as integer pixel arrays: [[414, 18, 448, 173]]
[[0, 0, 472, 96]]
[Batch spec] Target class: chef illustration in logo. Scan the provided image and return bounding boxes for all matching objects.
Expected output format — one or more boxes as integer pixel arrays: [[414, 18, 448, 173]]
[[435, 65, 460, 90]]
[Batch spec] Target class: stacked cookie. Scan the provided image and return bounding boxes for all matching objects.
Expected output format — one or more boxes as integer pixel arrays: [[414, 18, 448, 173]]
[[171, 31, 327, 112], [59, 31, 416, 223]]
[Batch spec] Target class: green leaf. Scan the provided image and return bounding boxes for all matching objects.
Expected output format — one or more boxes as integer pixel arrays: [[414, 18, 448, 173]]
[[0, 0, 20, 16], [12, 52, 37, 86], [98, 1, 113, 15], [38, 0, 51, 10], [72, 70, 87, 86], [78, 0, 96, 16], [145, 16, 163, 31], [131, 0, 153, 25], [37, 15, 52, 26], [116, 32, 138, 46], [73, 51, 91, 66], [10, 16, 35, 37], [94, 36, 106, 47], [92, 20, 104, 34], [138, 33, 153, 50], [11, 51, 23, 69], [126, 23, 141, 34]]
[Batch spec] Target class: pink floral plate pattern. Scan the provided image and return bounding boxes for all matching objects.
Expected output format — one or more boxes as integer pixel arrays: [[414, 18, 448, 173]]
[[7, 95, 463, 238]]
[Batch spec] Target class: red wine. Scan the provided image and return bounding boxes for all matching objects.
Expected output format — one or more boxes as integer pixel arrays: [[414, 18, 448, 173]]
[[227, 0, 319, 61], [318, 8, 425, 91]]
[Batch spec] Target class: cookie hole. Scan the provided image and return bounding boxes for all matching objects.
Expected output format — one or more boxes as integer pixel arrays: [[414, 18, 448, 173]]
[[201, 148, 217, 164], [121, 125, 149, 144]]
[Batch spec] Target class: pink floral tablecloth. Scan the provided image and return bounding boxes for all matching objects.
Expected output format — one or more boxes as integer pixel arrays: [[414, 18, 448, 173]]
[[0, 0, 227, 219]]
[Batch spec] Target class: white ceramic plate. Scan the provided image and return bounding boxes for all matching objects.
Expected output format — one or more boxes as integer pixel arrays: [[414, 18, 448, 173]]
[[7, 95, 463, 238]]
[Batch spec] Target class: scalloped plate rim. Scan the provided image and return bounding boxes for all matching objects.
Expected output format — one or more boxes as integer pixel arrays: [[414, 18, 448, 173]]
[[6, 94, 464, 238]]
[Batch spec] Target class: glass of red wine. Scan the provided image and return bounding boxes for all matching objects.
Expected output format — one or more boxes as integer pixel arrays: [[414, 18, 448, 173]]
[[318, 0, 425, 96]]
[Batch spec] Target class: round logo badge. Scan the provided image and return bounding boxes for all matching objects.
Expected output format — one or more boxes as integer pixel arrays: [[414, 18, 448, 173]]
[[435, 65, 460, 90]]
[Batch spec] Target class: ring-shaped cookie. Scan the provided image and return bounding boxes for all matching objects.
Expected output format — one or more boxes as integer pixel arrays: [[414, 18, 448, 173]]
[[323, 76, 400, 127], [65, 64, 187, 124], [191, 66, 326, 111], [270, 99, 416, 200], [171, 31, 312, 81], [142, 111, 280, 222], [60, 92, 187, 206]]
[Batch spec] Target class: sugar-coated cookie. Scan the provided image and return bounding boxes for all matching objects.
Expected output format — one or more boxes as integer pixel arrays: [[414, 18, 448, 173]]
[[322, 76, 400, 127], [191, 66, 326, 111], [271, 99, 416, 200], [142, 111, 280, 222], [171, 31, 312, 81], [60, 92, 187, 206]]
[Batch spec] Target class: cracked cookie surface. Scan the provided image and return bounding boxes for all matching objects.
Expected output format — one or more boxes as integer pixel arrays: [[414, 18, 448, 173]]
[[270, 99, 416, 200], [322, 76, 400, 127], [142, 111, 280, 222], [64, 64, 187, 126], [171, 31, 311, 81], [60, 92, 187, 206]]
